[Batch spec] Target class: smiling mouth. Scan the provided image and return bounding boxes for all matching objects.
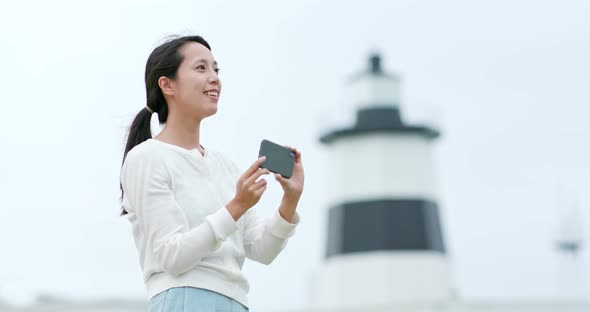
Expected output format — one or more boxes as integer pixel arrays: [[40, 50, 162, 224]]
[[204, 91, 219, 98]]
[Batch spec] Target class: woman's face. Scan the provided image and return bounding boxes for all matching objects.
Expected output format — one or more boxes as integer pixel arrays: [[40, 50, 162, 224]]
[[170, 42, 221, 119]]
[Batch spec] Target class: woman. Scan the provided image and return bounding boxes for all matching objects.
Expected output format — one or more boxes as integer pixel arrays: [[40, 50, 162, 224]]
[[120, 35, 304, 312]]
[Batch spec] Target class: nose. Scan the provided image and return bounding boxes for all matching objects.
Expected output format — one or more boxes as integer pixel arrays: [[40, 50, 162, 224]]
[[208, 70, 220, 85]]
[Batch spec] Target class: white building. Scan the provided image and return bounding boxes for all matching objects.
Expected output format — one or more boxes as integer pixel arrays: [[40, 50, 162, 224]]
[[297, 54, 590, 312]]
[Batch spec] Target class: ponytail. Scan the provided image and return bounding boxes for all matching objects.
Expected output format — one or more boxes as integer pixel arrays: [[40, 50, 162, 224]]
[[119, 107, 153, 215], [123, 107, 153, 163]]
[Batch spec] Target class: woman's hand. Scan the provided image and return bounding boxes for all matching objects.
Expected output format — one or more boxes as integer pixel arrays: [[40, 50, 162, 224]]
[[227, 157, 270, 220], [275, 146, 304, 204]]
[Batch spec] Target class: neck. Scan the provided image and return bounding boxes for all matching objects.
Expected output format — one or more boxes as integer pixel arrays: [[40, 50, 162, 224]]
[[155, 110, 203, 152]]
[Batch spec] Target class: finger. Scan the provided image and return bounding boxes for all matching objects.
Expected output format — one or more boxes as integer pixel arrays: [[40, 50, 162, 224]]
[[253, 178, 267, 190], [285, 145, 298, 154], [290, 149, 302, 165], [284, 145, 301, 163], [296, 150, 302, 164], [244, 156, 266, 178], [246, 168, 270, 185], [254, 185, 267, 196], [275, 173, 287, 185], [284, 145, 296, 152]]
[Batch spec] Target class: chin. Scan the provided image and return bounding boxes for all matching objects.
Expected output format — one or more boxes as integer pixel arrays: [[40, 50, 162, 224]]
[[203, 107, 218, 118]]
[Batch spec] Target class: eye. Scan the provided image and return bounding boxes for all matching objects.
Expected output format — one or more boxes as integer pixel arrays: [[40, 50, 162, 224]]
[[214, 68, 220, 74], [195, 64, 206, 70]]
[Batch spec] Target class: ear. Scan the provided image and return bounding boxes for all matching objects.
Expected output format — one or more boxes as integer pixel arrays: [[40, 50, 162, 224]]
[[158, 76, 175, 96]]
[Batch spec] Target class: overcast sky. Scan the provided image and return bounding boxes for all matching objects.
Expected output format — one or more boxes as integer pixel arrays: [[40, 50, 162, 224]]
[[1, 0, 589, 310]]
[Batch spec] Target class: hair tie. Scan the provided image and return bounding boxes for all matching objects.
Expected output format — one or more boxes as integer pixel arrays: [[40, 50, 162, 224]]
[[146, 106, 154, 114]]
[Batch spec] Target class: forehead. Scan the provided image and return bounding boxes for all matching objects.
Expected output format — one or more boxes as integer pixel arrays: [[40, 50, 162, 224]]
[[180, 42, 216, 64]]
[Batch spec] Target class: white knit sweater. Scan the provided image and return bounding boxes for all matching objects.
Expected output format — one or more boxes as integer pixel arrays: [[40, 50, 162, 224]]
[[121, 139, 300, 308]]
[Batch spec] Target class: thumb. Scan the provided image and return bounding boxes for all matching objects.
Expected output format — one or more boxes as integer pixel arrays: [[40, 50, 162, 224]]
[[275, 173, 287, 186]]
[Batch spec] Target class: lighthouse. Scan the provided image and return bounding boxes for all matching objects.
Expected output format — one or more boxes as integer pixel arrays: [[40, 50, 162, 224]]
[[308, 54, 453, 309]]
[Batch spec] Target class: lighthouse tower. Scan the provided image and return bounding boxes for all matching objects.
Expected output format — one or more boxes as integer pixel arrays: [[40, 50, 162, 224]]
[[309, 54, 453, 309]]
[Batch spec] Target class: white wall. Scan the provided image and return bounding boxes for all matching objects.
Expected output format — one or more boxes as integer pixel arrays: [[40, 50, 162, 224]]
[[325, 133, 438, 207]]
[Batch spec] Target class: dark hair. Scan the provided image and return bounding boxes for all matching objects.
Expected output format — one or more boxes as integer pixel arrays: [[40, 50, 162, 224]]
[[120, 35, 212, 215]]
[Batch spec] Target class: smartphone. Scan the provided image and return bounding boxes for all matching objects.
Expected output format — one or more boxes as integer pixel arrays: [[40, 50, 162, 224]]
[[258, 139, 295, 178]]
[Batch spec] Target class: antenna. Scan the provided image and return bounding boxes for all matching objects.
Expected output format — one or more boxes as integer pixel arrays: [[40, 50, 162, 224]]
[[553, 184, 587, 300], [555, 196, 583, 255]]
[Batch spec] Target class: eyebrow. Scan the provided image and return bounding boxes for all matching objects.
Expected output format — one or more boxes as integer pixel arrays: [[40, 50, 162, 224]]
[[192, 58, 218, 67]]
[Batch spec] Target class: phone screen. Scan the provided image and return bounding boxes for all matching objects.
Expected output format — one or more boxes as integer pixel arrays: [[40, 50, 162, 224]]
[[258, 139, 295, 178]]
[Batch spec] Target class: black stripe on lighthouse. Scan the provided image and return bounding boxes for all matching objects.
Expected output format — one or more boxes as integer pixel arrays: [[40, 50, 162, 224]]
[[326, 199, 445, 258], [320, 107, 440, 144]]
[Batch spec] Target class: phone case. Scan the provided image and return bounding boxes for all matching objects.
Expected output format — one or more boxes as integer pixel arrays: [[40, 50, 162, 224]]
[[258, 139, 295, 178]]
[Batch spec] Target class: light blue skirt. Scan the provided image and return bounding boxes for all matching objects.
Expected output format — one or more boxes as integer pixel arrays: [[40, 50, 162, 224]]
[[148, 287, 249, 312]]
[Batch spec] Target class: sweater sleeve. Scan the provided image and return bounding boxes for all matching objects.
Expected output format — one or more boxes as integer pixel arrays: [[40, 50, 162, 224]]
[[122, 149, 239, 276], [223, 155, 300, 265], [242, 208, 300, 265]]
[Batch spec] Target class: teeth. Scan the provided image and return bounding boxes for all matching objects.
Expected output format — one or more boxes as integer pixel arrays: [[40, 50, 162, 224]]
[[205, 91, 218, 97]]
